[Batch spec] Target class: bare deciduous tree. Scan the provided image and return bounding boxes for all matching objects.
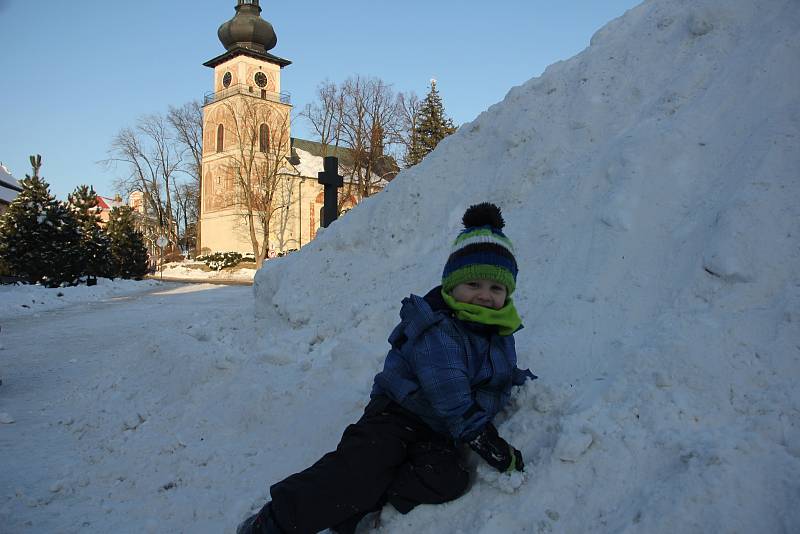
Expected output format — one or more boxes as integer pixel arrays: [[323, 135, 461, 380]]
[[172, 180, 199, 253], [302, 81, 345, 154], [301, 77, 401, 213], [168, 101, 203, 253], [107, 106, 204, 257], [394, 91, 422, 168], [340, 76, 398, 199], [219, 98, 293, 268], [106, 114, 182, 248]]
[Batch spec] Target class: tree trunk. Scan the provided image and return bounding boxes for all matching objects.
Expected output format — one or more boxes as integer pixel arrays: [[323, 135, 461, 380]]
[[195, 193, 202, 256]]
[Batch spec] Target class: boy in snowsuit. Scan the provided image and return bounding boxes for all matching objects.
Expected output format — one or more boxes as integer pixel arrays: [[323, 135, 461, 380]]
[[238, 202, 535, 534]]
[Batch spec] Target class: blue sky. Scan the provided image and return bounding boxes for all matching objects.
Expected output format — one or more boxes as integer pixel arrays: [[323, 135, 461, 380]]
[[0, 0, 641, 199]]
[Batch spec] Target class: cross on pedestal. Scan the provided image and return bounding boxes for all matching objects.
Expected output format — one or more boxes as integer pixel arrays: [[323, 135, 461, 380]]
[[317, 156, 343, 228]]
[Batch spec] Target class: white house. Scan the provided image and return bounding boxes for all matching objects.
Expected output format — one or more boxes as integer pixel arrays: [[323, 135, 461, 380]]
[[0, 163, 22, 215]]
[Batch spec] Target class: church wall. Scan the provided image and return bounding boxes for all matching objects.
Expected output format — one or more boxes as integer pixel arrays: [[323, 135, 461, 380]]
[[199, 209, 256, 254], [199, 75, 293, 255], [199, 168, 372, 255], [212, 56, 282, 95], [199, 174, 306, 256], [202, 99, 290, 158], [267, 175, 327, 252]]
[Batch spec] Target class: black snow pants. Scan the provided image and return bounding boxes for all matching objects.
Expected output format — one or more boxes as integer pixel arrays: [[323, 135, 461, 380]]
[[269, 395, 470, 534]]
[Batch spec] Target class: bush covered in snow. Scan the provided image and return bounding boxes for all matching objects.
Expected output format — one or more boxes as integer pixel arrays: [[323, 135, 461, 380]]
[[196, 251, 255, 270]]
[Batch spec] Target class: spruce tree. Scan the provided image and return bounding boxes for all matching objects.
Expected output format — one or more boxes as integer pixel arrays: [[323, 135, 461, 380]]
[[0, 155, 82, 286], [106, 206, 149, 279], [405, 80, 457, 167], [68, 184, 111, 281]]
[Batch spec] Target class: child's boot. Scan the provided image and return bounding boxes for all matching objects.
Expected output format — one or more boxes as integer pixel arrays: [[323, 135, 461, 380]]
[[236, 502, 284, 534]]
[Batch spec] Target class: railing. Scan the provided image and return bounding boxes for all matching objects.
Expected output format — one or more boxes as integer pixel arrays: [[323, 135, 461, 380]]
[[203, 84, 291, 106]]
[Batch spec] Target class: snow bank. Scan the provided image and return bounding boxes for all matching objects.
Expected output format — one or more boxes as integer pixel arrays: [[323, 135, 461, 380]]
[[0, 278, 164, 320], [251, 0, 800, 531], [159, 262, 256, 282]]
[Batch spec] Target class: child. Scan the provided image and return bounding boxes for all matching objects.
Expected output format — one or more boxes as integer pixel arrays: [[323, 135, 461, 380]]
[[238, 202, 535, 534]]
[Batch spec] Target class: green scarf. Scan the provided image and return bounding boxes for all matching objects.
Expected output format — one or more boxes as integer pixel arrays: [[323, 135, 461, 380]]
[[440, 289, 522, 336]]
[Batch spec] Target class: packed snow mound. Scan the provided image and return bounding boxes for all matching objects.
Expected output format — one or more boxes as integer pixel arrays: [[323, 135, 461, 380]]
[[250, 0, 800, 531], [0, 278, 163, 320]]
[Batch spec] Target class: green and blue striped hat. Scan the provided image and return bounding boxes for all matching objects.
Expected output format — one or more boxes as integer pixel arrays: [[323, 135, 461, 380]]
[[442, 203, 518, 295]]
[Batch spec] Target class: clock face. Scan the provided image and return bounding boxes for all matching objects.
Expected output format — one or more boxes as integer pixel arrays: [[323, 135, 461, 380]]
[[222, 72, 232, 88], [254, 72, 268, 88]]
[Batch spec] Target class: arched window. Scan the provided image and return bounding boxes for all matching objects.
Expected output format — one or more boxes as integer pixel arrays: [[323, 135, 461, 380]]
[[259, 123, 270, 152], [216, 124, 224, 152]]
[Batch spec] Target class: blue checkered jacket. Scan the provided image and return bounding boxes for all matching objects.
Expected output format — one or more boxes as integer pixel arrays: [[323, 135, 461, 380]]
[[371, 287, 535, 442]]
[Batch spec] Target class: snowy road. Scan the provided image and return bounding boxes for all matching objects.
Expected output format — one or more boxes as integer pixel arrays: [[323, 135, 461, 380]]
[[0, 283, 254, 533]]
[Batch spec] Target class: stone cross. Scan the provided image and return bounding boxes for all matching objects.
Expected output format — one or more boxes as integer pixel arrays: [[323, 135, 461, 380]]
[[317, 156, 343, 228]]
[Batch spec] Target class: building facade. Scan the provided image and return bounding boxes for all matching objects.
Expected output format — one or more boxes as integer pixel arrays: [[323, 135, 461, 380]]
[[198, 0, 386, 257], [0, 164, 22, 216], [95, 194, 126, 225]]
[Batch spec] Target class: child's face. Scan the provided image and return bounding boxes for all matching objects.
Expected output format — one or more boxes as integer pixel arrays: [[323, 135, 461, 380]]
[[451, 279, 508, 310]]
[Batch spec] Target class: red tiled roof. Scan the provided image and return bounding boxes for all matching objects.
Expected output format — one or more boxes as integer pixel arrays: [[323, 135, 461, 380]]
[[96, 196, 125, 210]]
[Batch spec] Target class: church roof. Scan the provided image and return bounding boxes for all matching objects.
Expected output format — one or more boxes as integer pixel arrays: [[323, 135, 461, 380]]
[[205, 1, 291, 68], [96, 195, 125, 211], [203, 46, 291, 69], [290, 138, 399, 182], [291, 138, 354, 166], [0, 164, 22, 205]]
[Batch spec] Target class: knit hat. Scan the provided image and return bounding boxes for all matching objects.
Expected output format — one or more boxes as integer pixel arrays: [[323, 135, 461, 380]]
[[441, 203, 518, 295]]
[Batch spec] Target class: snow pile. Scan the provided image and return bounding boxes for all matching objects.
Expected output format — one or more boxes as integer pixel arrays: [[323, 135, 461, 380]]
[[252, 0, 800, 531], [159, 262, 256, 282], [2, 0, 799, 532], [0, 278, 163, 320]]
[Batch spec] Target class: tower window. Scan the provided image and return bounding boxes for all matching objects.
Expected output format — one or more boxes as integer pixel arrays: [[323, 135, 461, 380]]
[[259, 123, 270, 152], [216, 124, 224, 152]]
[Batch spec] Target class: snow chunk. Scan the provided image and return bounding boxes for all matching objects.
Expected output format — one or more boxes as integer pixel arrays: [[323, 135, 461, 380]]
[[702, 207, 755, 283], [554, 428, 594, 462], [688, 13, 714, 36], [475, 463, 527, 494]]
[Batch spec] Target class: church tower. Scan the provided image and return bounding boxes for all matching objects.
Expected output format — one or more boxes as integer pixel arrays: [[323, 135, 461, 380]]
[[199, 0, 292, 255]]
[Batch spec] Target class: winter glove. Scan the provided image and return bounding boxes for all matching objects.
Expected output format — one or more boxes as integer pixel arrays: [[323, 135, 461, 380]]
[[468, 422, 525, 473]]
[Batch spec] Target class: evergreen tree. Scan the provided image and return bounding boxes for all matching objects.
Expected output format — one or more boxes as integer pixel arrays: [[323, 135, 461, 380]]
[[106, 206, 149, 279], [0, 155, 82, 286], [405, 79, 457, 167], [68, 184, 111, 280]]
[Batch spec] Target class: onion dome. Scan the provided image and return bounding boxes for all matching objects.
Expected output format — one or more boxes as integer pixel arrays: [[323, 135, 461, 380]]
[[217, 0, 277, 54]]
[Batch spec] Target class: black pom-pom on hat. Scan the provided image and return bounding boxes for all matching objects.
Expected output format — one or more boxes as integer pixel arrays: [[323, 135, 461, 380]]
[[462, 202, 505, 230]]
